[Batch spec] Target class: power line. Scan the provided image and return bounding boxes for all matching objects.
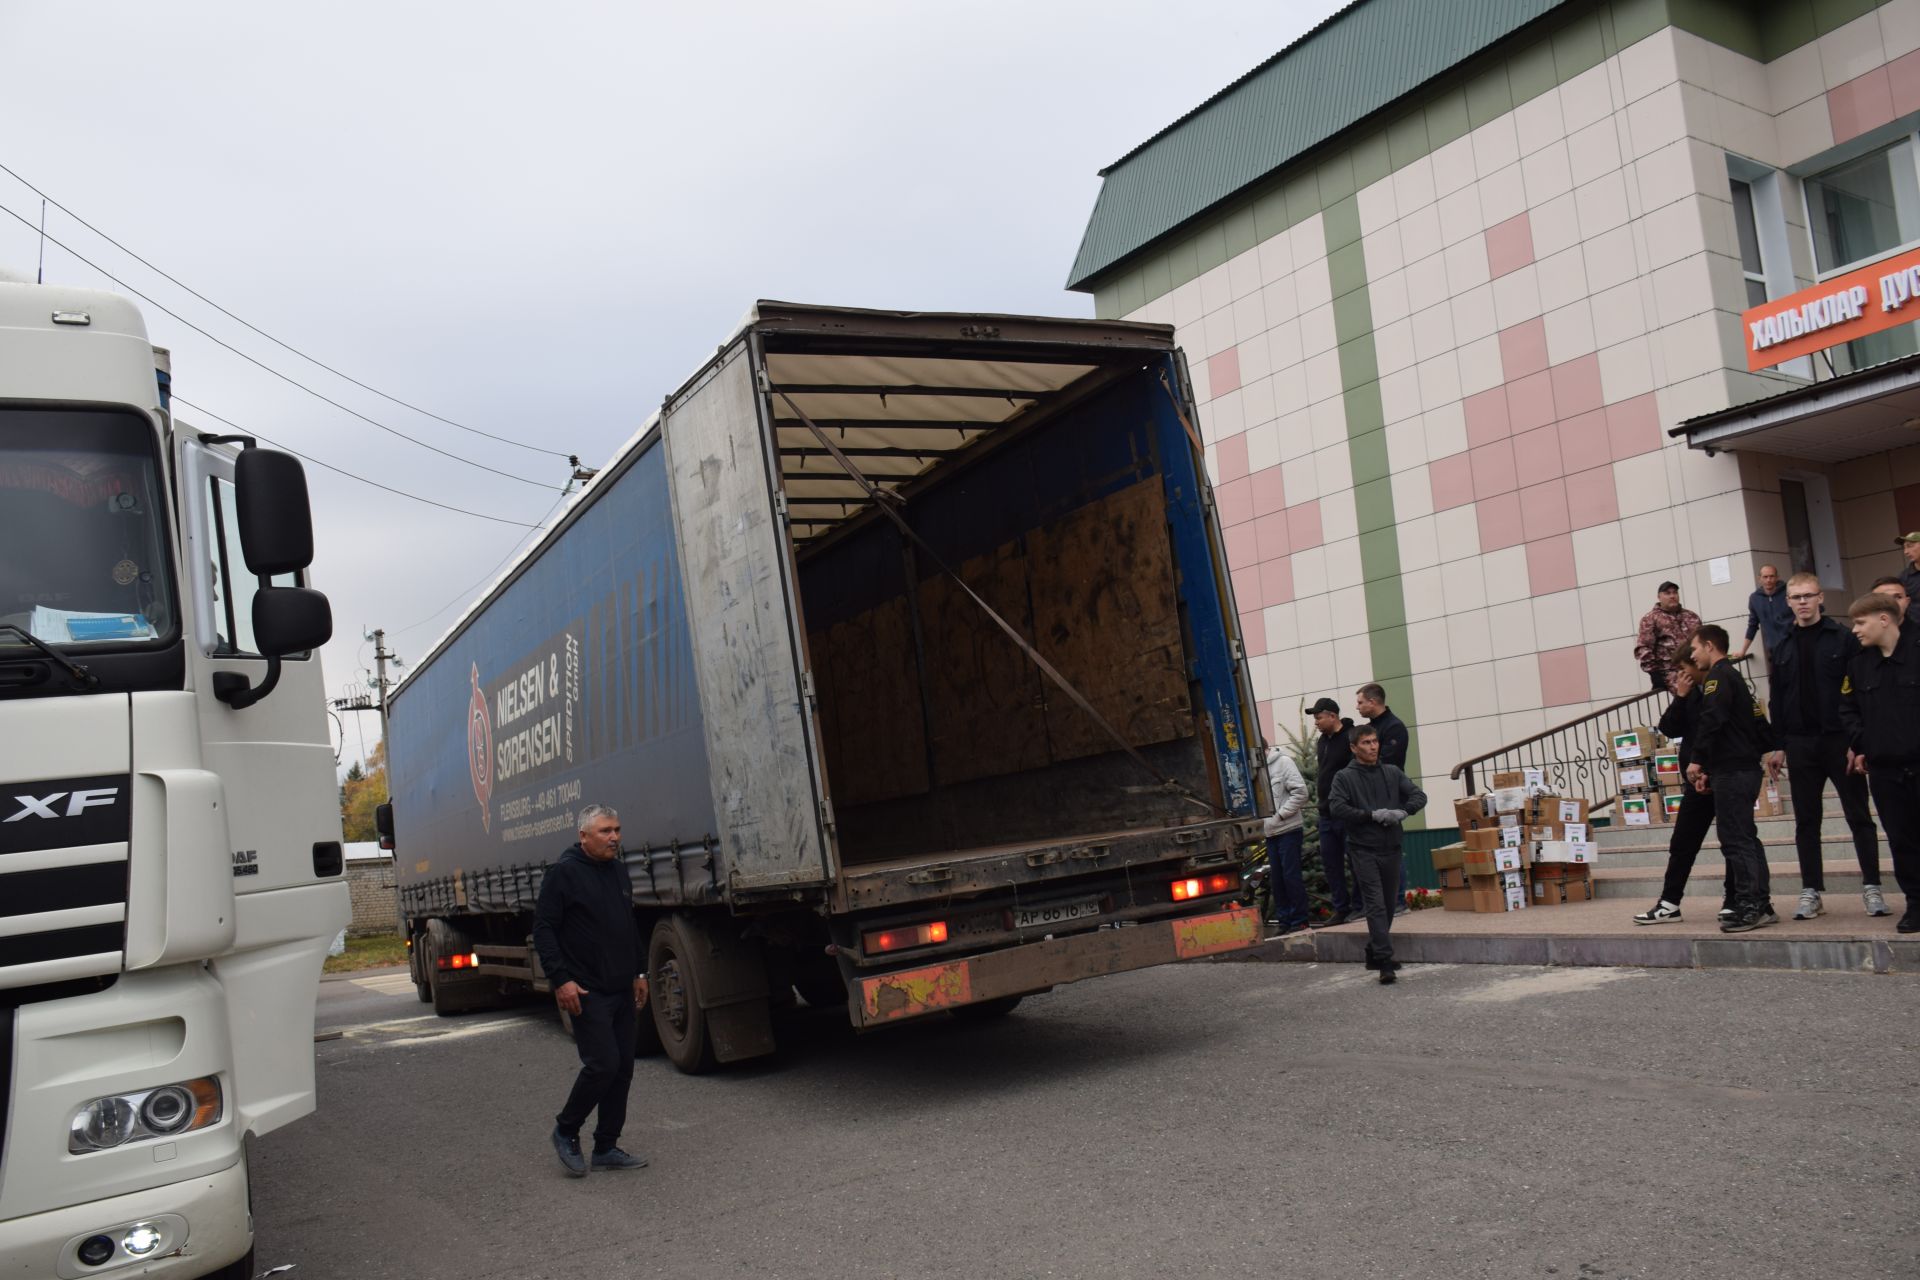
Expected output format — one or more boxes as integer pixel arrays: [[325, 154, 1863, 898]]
[[392, 490, 572, 636], [0, 161, 577, 462], [172, 396, 543, 528], [0, 197, 565, 493]]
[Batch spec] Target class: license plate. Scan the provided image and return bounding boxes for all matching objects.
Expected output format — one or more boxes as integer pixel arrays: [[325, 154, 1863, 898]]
[[1013, 897, 1102, 930]]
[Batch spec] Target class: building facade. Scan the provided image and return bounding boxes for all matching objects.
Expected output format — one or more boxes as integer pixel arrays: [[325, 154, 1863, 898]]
[[1070, 0, 1920, 811]]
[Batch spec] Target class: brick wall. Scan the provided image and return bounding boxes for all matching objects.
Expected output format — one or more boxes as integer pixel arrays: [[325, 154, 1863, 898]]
[[345, 857, 399, 937]]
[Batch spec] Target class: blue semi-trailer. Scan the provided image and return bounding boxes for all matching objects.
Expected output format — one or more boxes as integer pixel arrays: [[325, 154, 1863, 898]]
[[384, 301, 1270, 1071]]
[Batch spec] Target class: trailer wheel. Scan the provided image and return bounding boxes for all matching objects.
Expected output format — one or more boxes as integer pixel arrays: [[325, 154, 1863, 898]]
[[648, 917, 714, 1073], [411, 928, 431, 1003], [952, 995, 1023, 1021], [424, 919, 492, 1017]]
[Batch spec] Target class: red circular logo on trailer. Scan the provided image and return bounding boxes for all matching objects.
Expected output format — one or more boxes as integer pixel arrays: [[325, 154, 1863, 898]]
[[468, 663, 493, 832]]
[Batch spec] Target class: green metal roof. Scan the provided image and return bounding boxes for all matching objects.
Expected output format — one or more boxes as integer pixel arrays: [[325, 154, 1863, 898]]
[[1066, 0, 1572, 291]]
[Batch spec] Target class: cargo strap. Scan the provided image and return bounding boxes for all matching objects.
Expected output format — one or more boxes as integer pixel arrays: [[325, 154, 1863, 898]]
[[769, 386, 1222, 816]]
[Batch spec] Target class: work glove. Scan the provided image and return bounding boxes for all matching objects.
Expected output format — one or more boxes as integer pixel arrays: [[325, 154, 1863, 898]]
[[1370, 808, 1407, 825]]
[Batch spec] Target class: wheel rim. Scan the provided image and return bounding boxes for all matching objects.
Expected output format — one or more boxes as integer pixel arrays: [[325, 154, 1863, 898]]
[[656, 954, 691, 1041]]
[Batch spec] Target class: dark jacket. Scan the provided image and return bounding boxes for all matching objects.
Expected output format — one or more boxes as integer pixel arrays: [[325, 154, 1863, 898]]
[[1766, 616, 1857, 737], [1315, 717, 1355, 813], [1744, 586, 1793, 655], [532, 845, 644, 993], [1840, 621, 1920, 767], [1901, 562, 1920, 626], [1364, 707, 1409, 770], [1327, 761, 1427, 853], [1656, 686, 1701, 771], [1689, 657, 1774, 773]]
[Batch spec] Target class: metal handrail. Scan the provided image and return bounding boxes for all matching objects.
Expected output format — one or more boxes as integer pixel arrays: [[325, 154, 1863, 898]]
[[1447, 655, 1763, 815]]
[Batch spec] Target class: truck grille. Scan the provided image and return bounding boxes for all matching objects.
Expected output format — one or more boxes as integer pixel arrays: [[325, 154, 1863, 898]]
[[0, 773, 131, 990]]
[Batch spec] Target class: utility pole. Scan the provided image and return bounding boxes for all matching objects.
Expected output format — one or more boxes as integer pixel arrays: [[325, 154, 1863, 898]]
[[370, 629, 398, 799]]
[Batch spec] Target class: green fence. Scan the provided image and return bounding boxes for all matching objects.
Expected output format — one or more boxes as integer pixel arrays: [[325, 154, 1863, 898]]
[[1402, 827, 1458, 891]]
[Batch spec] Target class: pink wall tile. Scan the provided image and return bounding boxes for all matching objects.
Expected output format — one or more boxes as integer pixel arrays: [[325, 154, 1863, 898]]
[[1255, 510, 1293, 562], [1506, 371, 1557, 434], [1512, 425, 1565, 487], [1525, 533, 1578, 595], [1890, 49, 1920, 118], [1470, 440, 1518, 500], [1258, 700, 1278, 745], [1210, 345, 1243, 396], [1224, 520, 1258, 569], [1549, 353, 1603, 418], [1538, 645, 1592, 708], [1519, 478, 1571, 540], [1557, 408, 1611, 473], [1217, 476, 1254, 526], [1286, 498, 1325, 550], [1429, 453, 1476, 511], [1498, 318, 1549, 380], [1260, 557, 1295, 606], [1485, 212, 1536, 279], [1232, 564, 1264, 612], [1565, 465, 1620, 530], [1829, 67, 1896, 144], [1464, 387, 1512, 447], [1240, 608, 1267, 657], [1250, 464, 1287, 516], [1216, 431, 1250, 483], [1476, 492, 1525, 552], [1605, 393, 1662, 460]]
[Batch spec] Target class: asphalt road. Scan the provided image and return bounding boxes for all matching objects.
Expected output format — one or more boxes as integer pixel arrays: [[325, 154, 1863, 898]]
[[260, 960, 1920, 1280]]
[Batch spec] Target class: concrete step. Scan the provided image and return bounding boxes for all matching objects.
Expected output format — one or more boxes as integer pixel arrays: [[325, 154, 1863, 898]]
[[1594, 833, 1882, 867], [1588, 860, 1886, 900], [1590, 813, 1866, 848], [1240, 888, 1916, 974]]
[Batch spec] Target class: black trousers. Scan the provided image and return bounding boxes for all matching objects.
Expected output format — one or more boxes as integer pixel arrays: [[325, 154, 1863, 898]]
[[1658, 786, 1721, 906], [1349, 844, 1400, 966], [1782, 733, 1882, 889], [556, 989, 636, 1151], [1711, 768, 1771, 909], [1866, 765, 1920, 913]]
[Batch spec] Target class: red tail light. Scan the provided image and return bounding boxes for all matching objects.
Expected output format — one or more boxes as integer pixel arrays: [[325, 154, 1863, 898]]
[[1171, 873, 1236, 901], [438, 951, 482, 971], [863, 921, 949, 954]]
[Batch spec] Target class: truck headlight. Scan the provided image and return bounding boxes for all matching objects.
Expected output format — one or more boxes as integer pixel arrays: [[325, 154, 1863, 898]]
[[69, 1077, 222, 1154]]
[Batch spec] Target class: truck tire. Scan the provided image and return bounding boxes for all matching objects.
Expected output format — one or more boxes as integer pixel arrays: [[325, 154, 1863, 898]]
[[952, 995, 1023, 1020], [647, 916, 715, 1073], [424, 919, 493, 1017], [411, 928, 431, 1003]]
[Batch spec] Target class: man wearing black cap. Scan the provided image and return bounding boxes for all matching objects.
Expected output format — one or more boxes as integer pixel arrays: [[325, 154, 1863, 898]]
[[1636, 581, 1701, 693], [1896, 532, 1920, 625], [1308, 697, 1358, 926]]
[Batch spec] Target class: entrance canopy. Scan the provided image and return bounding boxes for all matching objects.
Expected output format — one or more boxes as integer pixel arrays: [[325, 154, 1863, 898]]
[[1672, 352, 1920, 463]]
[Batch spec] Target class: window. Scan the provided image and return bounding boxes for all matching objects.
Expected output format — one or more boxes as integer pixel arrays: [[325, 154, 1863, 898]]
[[1730, 179, 1770, 308], [1806, 140, 1920, 371], [201, 472, 297, 658]]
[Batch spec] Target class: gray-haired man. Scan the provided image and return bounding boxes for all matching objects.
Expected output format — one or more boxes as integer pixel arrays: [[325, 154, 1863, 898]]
[[533, 804, 650, 1177]]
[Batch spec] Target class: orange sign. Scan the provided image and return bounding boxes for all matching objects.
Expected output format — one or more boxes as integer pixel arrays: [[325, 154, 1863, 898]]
[[1744, 243, 1920, 370]]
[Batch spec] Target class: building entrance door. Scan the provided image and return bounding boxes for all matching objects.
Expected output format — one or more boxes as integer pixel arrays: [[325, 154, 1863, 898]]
[[1778, 471, 1844, 592]]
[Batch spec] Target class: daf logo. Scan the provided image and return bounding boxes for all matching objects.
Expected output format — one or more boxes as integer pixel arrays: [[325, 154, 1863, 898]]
[[3, 788, 120, 822]]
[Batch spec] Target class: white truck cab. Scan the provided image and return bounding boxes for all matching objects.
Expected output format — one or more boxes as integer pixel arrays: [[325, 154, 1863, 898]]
[[0, 282, 347, 1278]]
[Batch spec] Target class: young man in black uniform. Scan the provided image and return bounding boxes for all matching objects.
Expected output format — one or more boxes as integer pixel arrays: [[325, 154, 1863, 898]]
[[1839, 594, 1920, 934], [1684, 625, 1777, 933], [1631, 656, 1729, 924], [1763, 572, 1887, 920], [533, 804, 650, 1177], [1308, 697, 1359, 926]]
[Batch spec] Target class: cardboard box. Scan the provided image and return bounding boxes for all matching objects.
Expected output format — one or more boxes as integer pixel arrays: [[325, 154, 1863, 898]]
[[1532, 862, 1594, 883], [1612, 726, 1659, 761], [1525, 820, 1567, 842], [1463, 827, 1502, 852], [1454, 796, 1489, 828], [1543, 797, 1590, 825], [1532, 877, 1567, 906], [1489, 787, 1528, 814], [1499, 825, 1524, 848], [1490, 770, 1525, 789], [1439, 867, 1469, 889], [1755, 782, 1785, 818], [1617, 765, 1651, 790], [1652, 751, 1682, 782], [1431, 844, 1467, 872], [1441, 886, 1477, 912], [1561, 875, 1595, 903], [1534, 840, 1600, 865], [1618, 794, 1664, 827], [1463, 846, 1528, 876], [1565, 823, 1588, 843]]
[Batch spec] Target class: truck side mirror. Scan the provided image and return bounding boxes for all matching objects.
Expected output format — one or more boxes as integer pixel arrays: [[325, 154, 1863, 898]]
[[375, 802, 394, 851], [253, 586, 332, 657], [233, 447, 314, 574]]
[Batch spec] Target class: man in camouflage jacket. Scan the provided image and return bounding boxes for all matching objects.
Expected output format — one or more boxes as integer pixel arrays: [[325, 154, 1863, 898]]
[[1635, 581, 1701, 693]]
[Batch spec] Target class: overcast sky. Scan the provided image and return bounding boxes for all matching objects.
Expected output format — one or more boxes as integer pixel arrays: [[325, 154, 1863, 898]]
[[0, 0, 1340, 773]]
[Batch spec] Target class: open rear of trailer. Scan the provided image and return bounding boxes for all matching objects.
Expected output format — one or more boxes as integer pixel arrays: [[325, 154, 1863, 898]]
[[387, 302, 1270, 1070]]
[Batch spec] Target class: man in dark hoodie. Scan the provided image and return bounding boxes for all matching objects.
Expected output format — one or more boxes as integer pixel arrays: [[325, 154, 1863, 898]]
[[1308, 697, 1358, 926], [534, 804, 650, 1178], [1327, 724, 1426, 984]]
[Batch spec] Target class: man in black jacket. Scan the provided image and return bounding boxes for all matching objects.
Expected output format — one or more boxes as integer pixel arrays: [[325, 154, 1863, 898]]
[[1764, 572, 1886, 921], [533, 804, 650, 1177], [1631, 657, 1729, 924], [1355, 683, 1412, 913], [1685, 625, 1777, 933], [1308, 697, 1359, 926], [1840, 593, 1920, 934], [1327, 725, 1426, 984]]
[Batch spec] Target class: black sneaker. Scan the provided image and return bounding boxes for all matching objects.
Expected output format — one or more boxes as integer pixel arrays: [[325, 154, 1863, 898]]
[[591, 1147, 648, 1171], [1720, 904, 1778, 934], [551, 1128, 588, 1177], [1378, 962, 1398, 985], [1311, 912, 1349, 928], [1897, 913, 1920, 935], [1632, 900, 1682, 925]]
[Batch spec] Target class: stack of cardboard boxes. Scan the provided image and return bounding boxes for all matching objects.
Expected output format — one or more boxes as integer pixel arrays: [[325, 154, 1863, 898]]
[[1436, 768, 1599, 912], [1612, 724, 1786, 822]]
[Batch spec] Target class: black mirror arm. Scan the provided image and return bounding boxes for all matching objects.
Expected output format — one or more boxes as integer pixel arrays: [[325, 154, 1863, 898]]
[[213, 657, 282, 710]]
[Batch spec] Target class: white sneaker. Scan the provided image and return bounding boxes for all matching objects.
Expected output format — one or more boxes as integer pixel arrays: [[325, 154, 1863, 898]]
[[1793, 888, 1823, 920], [1864, 885, 1891, 917]]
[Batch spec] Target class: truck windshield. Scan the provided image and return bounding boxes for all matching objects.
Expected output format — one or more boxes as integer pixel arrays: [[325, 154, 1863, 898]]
[[0, 408, 176, 649]]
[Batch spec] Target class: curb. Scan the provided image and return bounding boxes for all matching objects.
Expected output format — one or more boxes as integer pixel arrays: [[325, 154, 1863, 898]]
[[1223, 930, 1920, 975]]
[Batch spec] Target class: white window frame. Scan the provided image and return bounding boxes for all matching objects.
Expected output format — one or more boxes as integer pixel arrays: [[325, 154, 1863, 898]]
[[1729, 157, 1811, 380]]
